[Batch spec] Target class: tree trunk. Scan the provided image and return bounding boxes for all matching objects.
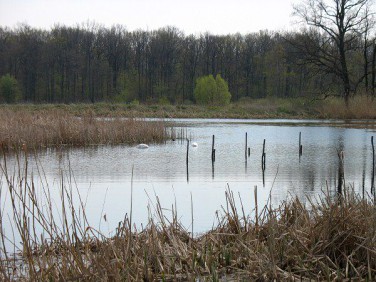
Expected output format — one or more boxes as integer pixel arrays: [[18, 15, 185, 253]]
[[372, 42, 376, 95]]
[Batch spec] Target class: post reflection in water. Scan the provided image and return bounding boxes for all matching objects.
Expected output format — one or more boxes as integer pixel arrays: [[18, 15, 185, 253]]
[[186, 138, 189, 183]]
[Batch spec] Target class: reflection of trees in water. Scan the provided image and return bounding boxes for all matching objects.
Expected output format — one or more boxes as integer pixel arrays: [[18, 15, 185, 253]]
[[301, 165, 316, 192], [337, 135, 345, 196]]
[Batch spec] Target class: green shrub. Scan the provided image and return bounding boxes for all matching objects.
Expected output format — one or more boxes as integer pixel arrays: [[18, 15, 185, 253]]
[[194, 74, 231, 105], [130, 99, 140, 105], [112, 89, 128, 103], [0, 74, 21, 103], [158, 96, 170, 105]]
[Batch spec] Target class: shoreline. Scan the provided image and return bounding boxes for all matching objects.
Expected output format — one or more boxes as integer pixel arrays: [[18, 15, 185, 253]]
[[2, 96, 376, 120], [1, 99, 375, 150]]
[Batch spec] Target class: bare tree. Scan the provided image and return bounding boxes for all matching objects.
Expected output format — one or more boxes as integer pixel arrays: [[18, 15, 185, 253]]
[[294, 0, 374, 104]]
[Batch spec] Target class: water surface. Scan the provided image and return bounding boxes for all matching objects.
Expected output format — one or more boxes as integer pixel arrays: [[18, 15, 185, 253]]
[[2, 118, 376, 239]]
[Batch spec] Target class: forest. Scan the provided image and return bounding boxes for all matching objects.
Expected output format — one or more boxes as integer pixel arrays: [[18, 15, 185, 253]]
[[0, 1, 375, 104]]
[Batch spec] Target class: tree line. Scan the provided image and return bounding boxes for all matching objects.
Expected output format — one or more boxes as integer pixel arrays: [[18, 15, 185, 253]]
[[0, 1, 374, 104]]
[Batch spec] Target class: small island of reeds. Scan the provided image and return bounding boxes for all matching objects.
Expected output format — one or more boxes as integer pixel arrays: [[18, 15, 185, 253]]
[[0, 108, 171, 150]]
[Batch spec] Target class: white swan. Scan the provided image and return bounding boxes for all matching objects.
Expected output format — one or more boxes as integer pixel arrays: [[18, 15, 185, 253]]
[[191, 142, 198, 147], [136, 143, 149, 149]]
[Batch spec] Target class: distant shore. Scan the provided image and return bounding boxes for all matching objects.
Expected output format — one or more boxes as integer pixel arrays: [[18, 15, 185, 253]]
[[3, 96, 376, 120]]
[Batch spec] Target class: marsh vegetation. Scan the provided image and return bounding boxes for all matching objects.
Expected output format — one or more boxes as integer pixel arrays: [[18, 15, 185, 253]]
[[0, 108, 171, 150], [1, 0, 375, 280], [0, 153, 374, 280], [3, 95, 376, 122]]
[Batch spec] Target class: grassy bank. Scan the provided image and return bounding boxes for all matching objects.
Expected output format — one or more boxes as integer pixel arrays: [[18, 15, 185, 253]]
[[3, 96, 376, 120], [0, 109, 171, 149], [0, 154, 375, 281], [315, 95, 376, 119], [0, 96, 376, 119], [2, 98, 312, 119], [1, 96, 375, 149]]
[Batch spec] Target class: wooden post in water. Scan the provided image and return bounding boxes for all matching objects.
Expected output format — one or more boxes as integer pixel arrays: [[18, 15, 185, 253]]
[[299, 132, 303, 156], [261, 139, 266, 187], [362, 169, 365, 199], [248, 147, 251, 157], [261, 139, 266, 171], [262, 169, 265, 187], [186, 139, 189, 165], [337, 151, 344, 197], [245, 132, 248, 160], [211, 135, 215, 162]]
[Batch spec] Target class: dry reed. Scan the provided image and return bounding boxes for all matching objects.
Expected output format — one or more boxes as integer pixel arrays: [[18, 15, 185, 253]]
[[0, 109, 171, 149], [0, 152, 374, 281], [4, 97, 376, 120], [316, 95, 376, 119]]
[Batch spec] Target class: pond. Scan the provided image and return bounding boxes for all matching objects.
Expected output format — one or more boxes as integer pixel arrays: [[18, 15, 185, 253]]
[[1, 118, 376, 242]]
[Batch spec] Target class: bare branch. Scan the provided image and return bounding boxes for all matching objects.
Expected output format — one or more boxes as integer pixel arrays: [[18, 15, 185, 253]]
[[292, 0, 374, 100]]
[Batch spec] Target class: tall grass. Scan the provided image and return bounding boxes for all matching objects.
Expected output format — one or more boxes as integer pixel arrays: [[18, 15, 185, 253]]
[[4, 97, 376, 120], [315, 95, 376, 119], [0, 152, 374, 280], [0, 109, 171, 149]]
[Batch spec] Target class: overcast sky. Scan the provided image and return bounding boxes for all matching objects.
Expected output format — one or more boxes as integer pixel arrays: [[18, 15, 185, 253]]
[[0, 0, 299, 35]]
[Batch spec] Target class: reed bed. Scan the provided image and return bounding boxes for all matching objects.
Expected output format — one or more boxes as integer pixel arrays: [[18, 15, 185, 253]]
[[0, 109, 171, 149], [315, 95, 376, 119], [0, 153, 375, 281], [4, 97, 376, 120]]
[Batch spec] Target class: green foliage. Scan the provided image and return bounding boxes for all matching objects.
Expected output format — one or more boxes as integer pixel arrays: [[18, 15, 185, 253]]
[[113, 71, 138, 103], [194, 74, 231, 105], [0, 74, 21, 103], [112, 90, 128, 103], [130, 99, 140, 105], [154, 83, 169, 102], [158, 96, 171, 105], [215, 74, 231, 105], [194, 75, 214, 104]]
